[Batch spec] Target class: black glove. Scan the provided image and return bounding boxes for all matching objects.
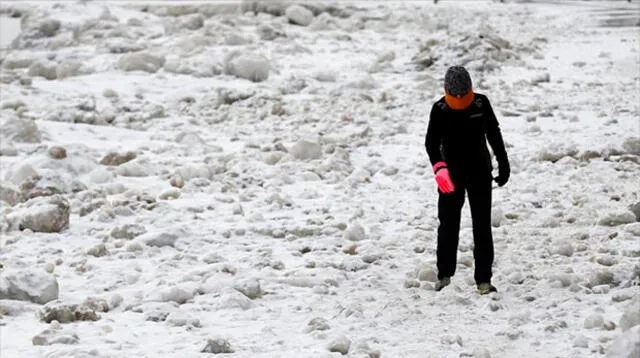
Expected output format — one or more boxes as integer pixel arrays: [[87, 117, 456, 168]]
[[493, 161, 510, 187]]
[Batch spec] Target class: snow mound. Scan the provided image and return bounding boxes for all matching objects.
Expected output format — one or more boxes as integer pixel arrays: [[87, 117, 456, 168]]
[[85, 167, 115, 185], [257, 24, 286, 41], [412, 30, 533, 73], [225, 32, 250, 46], [584, 314, 604, 329], [178, 14, 205, 31], [0, 269, 59, 304], [111, 223, 147, 240], [314, 69, 338, 82], [1, 99, 26, 110], [344, 222, 366, 241], [241, 1, 288, 17], [306, 317, 331, 333], [538, 143, 579, 162], [309, 12, 338, 31], [628, 202, 640, 222], [56, 60, 92, 80], [48, 146, 67, 159], [328, 336, 352, 355], [215, 287, 254, 310], [290, 139, 322, 160], [4, 163, 39, 186], [115, 159, 153, 177], [118, 51, 166, 73], [19, 170, 87, 201], [39, 300, 101, 323], [622, 137, 640, 156], [3, 155, 93, 204], [135, 231, 179, 248], [0, 184, 23, 206], [100, 151, 137, 166], [158, 188, 181, 200], [164, 53, 221, 78], [286, 5, 315, 26], [234, 278, 262, 300], [606, 326, 640, 358], [37, 19, 61, 37], [166, 311, 201, 327], [28, 60, 58, 80], [10, 151, 98, 179], [201, 338, 234, 354], [148, 285, 195, 304], [619, 295, 640, 332], [1, 117, 42, 143], [223, 51, 270, 82], [2, 51, 41, 70], [5, 195, 70, 233], [32, 323, 80, 346], [346, 75, 379, 90], [143, 3, 239, 18], [175, 131, 204, 147], [598, 211, 636, 226]]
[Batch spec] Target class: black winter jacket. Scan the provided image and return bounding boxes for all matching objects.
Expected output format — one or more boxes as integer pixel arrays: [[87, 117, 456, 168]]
[[425, 93, 509, 176]]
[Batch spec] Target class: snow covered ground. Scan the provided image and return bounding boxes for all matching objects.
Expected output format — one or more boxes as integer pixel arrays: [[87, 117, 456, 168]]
[[0, 1, 639, 357]]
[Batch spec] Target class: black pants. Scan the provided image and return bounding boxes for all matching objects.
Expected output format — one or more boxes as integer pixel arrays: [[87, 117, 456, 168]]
[[436, 172, 494, 283]]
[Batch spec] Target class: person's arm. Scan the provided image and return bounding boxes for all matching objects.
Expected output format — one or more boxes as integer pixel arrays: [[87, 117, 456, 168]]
[[484, 97, 510, 186], [425, 103, 443, 166], [426, 103, 455, 193]]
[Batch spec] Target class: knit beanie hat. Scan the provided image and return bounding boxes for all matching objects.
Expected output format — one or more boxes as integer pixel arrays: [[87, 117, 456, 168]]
[[444, 66, 474, 110], [444, 66, 472, 97]]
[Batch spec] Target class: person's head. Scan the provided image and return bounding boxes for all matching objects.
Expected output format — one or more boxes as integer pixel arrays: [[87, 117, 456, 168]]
[[444, 66, 474, 110]]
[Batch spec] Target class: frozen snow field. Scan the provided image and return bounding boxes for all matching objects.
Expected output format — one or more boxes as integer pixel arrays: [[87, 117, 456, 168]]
[[0, 0, 639, 357]]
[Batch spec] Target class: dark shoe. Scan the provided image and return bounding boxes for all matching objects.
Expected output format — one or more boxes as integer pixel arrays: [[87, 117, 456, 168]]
[[477, 282, 497, 295], [435, 277, 451, 291]]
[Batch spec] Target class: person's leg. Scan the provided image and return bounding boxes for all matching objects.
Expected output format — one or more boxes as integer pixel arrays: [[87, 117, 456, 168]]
[[467, 173, 494, 284], [436, 186, 465, 280]]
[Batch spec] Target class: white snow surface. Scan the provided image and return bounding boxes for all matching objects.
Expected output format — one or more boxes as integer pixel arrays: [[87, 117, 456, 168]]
[[0, 0, 639, 357]]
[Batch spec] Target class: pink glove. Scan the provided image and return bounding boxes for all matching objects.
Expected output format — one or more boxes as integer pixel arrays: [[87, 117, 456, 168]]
[[433, 162, 455, 193]]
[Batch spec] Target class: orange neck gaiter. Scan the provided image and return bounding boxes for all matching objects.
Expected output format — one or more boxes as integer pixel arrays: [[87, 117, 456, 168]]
[[445, 90, 474, 110]]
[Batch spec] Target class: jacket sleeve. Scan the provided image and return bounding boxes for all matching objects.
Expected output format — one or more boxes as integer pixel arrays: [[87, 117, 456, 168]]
[[425, 103, 443, 166], [483, 97, 509, 165]]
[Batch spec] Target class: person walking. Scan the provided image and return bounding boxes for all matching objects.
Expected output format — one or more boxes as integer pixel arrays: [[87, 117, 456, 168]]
[[424, 66, 510, 294]]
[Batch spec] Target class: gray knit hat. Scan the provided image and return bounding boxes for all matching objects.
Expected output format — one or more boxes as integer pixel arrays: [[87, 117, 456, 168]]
[[444, 66, 472, 97]]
